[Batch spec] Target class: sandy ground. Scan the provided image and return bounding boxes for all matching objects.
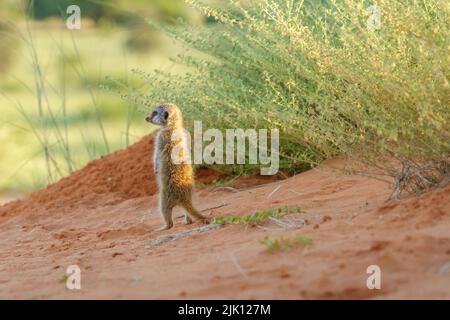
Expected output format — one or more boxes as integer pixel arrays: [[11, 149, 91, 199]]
[[0, 136, 449, 299]]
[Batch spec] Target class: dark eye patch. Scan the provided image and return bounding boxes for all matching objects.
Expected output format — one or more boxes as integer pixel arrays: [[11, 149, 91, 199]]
[[163, 111, 169, 120]]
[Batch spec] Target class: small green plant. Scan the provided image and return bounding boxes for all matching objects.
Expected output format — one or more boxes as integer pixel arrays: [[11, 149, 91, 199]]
[[260, 235, 313, 253], [59, 274, 69, 283], [212, 205, 301, 226]]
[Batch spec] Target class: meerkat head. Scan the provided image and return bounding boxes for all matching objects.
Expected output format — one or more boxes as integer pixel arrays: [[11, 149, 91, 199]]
[[145, 103, 183, 128]]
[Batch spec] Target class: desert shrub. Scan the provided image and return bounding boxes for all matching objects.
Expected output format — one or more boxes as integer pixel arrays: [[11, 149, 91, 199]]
[[131, 0, 448, 194]]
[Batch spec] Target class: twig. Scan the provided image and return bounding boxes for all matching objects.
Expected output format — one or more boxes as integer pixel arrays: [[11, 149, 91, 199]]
[[212, 186, 240, 193], [267, 185, 281, 198], [289, 189, 304, 196], [144, 224, 223, 248], [200, 203, 228, 212], [267, 215, 306, 230], [229, 253, 248, 278]]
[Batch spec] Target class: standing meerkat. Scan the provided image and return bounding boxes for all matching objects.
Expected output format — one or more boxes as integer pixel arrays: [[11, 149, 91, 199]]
[[146, 103, 209, 231]]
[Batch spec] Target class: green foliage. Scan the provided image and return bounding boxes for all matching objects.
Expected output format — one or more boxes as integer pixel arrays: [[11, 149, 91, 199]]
[[212, 205, 301, 226], [260, 235, 313, 253], [136, 0, 449, 189]]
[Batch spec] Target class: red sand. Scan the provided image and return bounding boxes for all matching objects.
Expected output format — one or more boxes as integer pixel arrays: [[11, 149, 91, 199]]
[[0, 136, 449, 299]]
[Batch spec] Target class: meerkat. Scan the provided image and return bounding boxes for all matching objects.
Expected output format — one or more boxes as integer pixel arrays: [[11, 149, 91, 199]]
[[145, 103, 209, 231]]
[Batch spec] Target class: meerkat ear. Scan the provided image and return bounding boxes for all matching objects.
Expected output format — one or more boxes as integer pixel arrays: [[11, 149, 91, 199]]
[[163, 111, 169, 120]]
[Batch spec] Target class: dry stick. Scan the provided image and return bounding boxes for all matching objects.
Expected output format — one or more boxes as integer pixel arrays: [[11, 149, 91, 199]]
[[212, 186, 240, 193], [268, 216, 291, 228], [144, 224, 224, 248], [136, 207, 156, 221], [289, 189, 304, 196], [284, 215, 303, 226], [269, 216, 305, 229], [267, 185, 281, 198], [257, 225, 285, 231], [256, 214, 306, 231], [200, 203, 228, 212], [228, 253, 248, 279]]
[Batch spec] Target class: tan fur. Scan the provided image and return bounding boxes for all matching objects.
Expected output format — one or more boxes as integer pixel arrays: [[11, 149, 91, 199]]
[[146, 103, 209, 231]]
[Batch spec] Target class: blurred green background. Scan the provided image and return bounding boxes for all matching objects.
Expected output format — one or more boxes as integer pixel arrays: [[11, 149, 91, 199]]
[[0, 0, 205, 200]]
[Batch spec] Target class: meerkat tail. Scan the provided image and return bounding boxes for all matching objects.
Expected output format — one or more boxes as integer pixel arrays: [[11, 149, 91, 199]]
[[183, 201, 209, 222]]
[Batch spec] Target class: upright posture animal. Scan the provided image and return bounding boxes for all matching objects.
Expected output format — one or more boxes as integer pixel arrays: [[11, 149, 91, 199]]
[[146, 103, 209, 231]]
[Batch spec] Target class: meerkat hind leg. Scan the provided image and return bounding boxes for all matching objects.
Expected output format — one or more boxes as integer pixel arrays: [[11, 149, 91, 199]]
[[154, 199, 174, 231]]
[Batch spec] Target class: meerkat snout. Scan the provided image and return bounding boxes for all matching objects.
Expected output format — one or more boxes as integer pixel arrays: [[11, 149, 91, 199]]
[[146, 103, 210, 231], [145, 114, 152, 123]]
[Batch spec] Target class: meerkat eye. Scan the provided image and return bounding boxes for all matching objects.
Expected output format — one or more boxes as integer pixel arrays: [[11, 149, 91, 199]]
[[163, 111, 169, 120]]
